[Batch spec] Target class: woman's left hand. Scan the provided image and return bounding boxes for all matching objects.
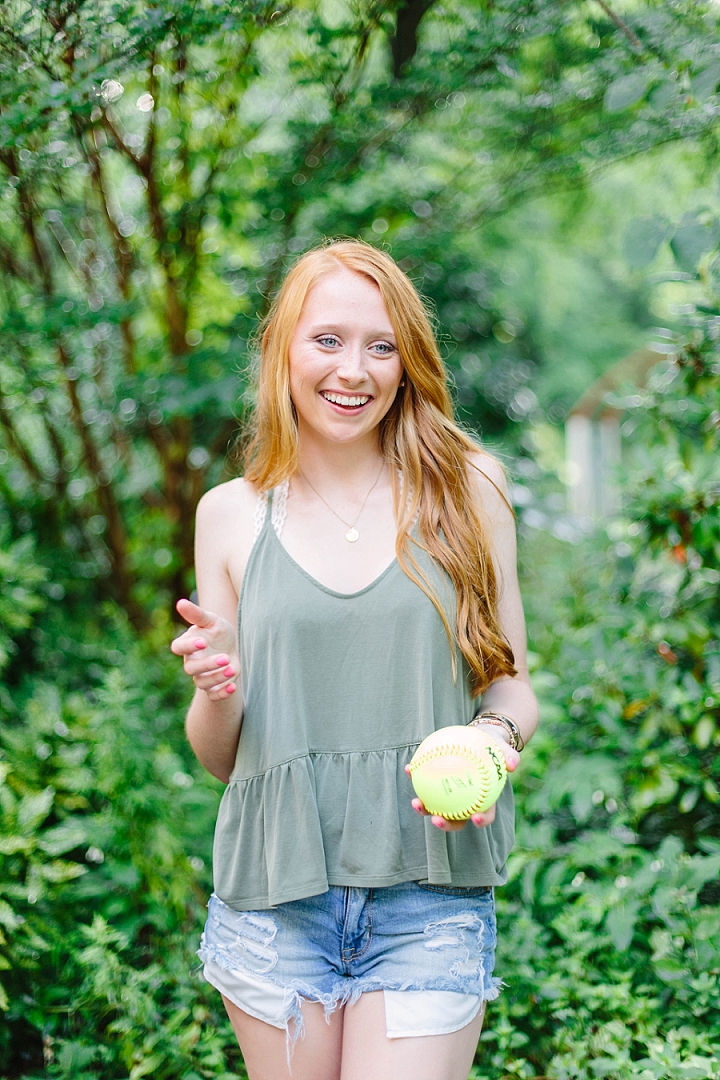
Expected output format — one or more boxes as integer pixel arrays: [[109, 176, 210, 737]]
[[407, 726, 520, 832]]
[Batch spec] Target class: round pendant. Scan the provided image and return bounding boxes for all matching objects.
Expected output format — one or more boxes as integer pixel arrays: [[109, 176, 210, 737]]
[[345, 527, 359, 543]]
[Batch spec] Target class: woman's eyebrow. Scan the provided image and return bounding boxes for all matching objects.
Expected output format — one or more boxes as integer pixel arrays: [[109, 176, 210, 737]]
[[306, 323, 396, 338]]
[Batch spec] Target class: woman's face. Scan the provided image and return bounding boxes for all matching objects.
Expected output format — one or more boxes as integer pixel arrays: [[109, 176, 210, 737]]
[[288, 268, 404, 450]]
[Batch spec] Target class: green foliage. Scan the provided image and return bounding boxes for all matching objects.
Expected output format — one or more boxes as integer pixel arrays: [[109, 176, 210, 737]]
[[2, 3, 720, 1077], [0, 630, 245, 1078], [0, 528, 46, 671], [1, 0, 719, 623], [477, 255, 720, 1077]]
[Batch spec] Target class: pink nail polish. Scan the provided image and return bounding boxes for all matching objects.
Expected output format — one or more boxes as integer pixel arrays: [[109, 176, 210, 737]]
[[223, 666, 235, 677], [194, 639, 206, 649], [226, 684, 236, 694]]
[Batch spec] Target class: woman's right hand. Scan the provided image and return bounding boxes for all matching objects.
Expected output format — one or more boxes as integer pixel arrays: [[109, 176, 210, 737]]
[[171, 598, 240, 700]]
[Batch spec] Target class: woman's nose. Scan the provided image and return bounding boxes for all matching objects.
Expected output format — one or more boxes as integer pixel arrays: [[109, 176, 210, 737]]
[[335, 345, 365, 383]]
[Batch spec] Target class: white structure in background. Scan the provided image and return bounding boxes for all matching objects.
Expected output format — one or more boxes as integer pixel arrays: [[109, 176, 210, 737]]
[[565, 347, 665, 520]]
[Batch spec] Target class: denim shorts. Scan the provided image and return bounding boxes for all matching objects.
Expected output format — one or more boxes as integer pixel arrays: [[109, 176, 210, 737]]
[[198, 882, 500, 1045]]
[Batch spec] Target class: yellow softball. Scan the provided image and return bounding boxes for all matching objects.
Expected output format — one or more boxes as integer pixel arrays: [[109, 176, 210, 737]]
[[408, 726, 508, 820]]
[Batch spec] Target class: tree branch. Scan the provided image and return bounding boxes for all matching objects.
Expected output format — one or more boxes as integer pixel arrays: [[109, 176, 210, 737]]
[[102, 108, 188, 356], [84, 127, 137, 375], [55, 342, 144, 628], [0, 389, 45, 483], [391, 0, 437, 78], [12, 341, 71, 490], [594, 0, 644, 52]]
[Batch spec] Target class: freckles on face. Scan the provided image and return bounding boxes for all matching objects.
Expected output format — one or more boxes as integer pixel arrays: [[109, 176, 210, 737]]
[[288, 267, 404, 442]]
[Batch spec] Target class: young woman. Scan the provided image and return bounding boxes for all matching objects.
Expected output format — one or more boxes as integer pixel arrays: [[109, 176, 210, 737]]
[[171, 240, 539, 1080]]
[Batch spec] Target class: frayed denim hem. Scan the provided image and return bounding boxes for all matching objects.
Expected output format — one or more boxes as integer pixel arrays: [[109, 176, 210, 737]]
[[199, 939, 502, 1068]]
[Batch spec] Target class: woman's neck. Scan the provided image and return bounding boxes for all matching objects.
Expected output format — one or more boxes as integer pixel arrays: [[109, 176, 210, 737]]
[[296, 428, 386, 490]]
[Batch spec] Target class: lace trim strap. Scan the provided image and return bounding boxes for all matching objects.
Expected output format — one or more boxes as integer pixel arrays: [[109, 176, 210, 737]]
[[251, 478, 289, 544], [272, 478, 289, 537], [251, 490, 269, 543]]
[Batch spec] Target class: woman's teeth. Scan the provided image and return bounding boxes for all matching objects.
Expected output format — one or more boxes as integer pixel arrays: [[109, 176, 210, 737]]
[[321, 392, 370, 407]]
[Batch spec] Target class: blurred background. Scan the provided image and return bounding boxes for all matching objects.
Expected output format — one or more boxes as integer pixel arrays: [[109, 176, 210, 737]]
[[0, 2, 719, 1077]]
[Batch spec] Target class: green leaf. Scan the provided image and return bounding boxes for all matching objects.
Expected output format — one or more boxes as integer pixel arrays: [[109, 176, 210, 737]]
[[648, 79, 678, 109], [38, 859, 87, 883], [682, 851, 720, 894], [679, 787, 700, 813], [703, 778, 720, 803], [0, 836, 31, 855], [0, 901, 20, 931], [622, 216, 670, 269], [17, 787, 54, 832], [653, 956, 690, 982], [670, 214, 720, 273], [691, 61, 720, 101], [38, 821, 87, 856], [606, 899, 640, 951], [129, 1053, 165, 1079], [604, 72, 651, 113], [55, 1042, 98, 1071], [693, 715, 715, 749]]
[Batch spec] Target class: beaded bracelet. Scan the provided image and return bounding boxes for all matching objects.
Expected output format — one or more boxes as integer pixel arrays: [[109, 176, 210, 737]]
[[467, 711, 525, 752]]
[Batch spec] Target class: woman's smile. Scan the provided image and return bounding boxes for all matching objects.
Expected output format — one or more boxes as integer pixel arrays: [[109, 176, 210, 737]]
[[318, 389, 374, 412]]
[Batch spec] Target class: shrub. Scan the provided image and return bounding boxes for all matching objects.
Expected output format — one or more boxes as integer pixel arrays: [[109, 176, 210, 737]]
[[479, 321, 720, 1077], [0, 628, 245, 1079]]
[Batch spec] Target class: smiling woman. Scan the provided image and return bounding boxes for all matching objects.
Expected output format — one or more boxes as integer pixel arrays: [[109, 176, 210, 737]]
[[170, 240, 539, 1080]]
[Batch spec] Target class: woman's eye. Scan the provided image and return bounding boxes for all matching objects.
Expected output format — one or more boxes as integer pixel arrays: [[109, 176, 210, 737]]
[[317, 335, 340, 348], [373, 342, 396, 355]]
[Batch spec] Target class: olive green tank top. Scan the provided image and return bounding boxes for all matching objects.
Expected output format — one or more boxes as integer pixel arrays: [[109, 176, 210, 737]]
[[213, 483, 514, 910]]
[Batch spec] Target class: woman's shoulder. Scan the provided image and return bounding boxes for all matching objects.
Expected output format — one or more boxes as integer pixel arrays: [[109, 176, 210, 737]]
[[465, 450, 511, 511], [196, 477, 265, 543], [197, 475, 261, 511], [466, 448, 506, 486]]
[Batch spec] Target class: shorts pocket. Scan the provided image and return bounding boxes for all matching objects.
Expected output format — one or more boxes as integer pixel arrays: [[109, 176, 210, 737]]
[[413, 883, 492, 898]]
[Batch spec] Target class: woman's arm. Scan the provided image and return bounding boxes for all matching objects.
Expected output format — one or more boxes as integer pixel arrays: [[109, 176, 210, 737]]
[[174, 598, 243, 784], [171, 481, 255, 783], [410, 452, 539, 833]]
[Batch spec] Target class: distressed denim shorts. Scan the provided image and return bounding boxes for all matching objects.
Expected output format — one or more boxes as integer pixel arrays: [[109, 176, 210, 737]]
[[198, 882, 500, 1044]]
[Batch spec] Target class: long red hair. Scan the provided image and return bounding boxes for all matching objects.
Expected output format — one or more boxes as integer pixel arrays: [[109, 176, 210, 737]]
[[243, 240, 516, 694]]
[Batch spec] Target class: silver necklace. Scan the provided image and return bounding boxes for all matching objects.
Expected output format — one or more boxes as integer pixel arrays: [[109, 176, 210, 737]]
[[299, 462, 385, 543]]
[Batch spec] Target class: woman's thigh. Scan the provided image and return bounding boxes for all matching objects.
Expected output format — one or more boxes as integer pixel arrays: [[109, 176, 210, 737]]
[[222, 994, 344, 1080], [340, 990, 485, 1080]]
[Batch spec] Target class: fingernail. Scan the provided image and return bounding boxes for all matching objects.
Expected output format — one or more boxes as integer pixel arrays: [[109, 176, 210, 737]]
[[216, 655, 229, 665], [225, 684, 236, 694], [194, 639, 206, 649], [223, 666, 235, 678]]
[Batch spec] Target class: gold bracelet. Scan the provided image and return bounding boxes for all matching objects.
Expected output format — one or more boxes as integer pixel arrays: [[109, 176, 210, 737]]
[[468, 712, 525, 752]]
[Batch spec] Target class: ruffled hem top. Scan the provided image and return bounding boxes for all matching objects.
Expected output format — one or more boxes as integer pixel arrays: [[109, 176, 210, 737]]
[[212, 489, 515, 911]]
